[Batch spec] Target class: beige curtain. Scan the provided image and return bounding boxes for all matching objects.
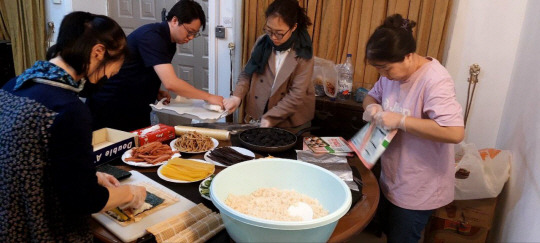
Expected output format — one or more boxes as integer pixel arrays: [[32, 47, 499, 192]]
[[0, 0, 47, 74], [242, 0, 453, 90], [0, 10, 9, 41]]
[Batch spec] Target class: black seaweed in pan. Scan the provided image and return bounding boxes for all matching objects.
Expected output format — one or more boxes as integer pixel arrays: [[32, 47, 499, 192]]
[[239, 128, 295, 147]]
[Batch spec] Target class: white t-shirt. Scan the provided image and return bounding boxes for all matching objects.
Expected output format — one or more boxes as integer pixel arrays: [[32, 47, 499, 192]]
[[368, 57, 464, 210], [275, 49, 290, 74], [272, 49, 291, 92]]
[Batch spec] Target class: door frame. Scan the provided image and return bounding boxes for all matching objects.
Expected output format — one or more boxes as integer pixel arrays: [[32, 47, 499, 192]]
[[208, 0, 242, 99]]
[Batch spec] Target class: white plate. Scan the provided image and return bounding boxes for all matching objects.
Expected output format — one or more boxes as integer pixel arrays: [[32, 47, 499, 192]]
[[170, 137, 219, 154], [198, 175, 215, 201], [121, 148, 180, 167], [203, 146, 255, 167], [157, 159, 215, 183]]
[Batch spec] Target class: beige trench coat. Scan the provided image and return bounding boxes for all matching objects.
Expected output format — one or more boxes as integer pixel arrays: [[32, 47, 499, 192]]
[[233, 44, 315, 128]]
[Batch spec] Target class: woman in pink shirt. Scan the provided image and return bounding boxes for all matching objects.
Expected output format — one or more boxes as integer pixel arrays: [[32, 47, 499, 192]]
[[362, 14, 464, 243]]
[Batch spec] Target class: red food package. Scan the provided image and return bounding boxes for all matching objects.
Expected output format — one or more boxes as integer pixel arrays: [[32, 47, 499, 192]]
[[131, 124, 176, 146]]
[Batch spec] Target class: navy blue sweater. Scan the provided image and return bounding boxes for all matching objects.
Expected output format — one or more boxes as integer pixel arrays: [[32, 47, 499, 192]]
[[1, 78, 108, 242]]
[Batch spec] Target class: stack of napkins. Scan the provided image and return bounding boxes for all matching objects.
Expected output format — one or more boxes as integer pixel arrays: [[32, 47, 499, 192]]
[[146, 203, 224, 243]]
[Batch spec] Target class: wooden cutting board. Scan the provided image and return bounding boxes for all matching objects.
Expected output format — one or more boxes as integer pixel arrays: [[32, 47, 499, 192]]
[[92, 171, 196, 242]]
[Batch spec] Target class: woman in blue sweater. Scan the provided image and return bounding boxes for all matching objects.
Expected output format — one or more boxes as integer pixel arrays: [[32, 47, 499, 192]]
[[0, 12, 146, 242]]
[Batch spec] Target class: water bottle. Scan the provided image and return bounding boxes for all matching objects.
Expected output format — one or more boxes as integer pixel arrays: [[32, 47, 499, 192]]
[[150, 110, 160, 125], [337, 54, 354, 100]]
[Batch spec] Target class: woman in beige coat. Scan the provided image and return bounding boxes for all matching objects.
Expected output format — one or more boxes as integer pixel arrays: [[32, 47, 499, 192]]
[[224, 0, 315, 130]]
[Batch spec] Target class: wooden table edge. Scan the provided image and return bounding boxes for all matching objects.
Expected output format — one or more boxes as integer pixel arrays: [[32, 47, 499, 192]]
[[328, 158, 380, 242]]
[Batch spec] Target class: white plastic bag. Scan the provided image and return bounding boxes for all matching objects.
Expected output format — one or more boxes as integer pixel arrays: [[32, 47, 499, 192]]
[[454, 142, 512, 200]]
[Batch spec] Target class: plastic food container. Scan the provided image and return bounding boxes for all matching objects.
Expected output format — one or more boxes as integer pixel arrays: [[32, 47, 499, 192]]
[[210, 158, 352, 242]]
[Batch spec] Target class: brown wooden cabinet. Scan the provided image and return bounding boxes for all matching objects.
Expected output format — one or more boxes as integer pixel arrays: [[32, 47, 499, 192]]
[[312, 96, 366, 140]]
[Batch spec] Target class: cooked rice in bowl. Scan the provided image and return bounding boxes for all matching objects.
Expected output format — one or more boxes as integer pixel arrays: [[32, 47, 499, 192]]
[[224, 187, 328, 221]]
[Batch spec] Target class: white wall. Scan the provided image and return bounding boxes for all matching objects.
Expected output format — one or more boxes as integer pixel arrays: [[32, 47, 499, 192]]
[[445, 0, 540, 242], [443, 0, 527, 149], [490, 1, 540, 241], [45, 0, 107, 43]]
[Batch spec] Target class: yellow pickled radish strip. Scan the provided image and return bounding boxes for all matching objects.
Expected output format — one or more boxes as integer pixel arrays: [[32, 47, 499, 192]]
[[168, 158, 214, 173], [161, 158, 215, 181], [161, 166, 209, 180], [161, 166, 206, 181]]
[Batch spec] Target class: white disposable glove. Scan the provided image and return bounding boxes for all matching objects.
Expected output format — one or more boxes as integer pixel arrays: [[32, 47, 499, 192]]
[[374, 111, 407, 131], [223, 96, 241, 113], [362, 104, 383, 122], [96, 172, 120, 187], [120, 185, 147, 210]]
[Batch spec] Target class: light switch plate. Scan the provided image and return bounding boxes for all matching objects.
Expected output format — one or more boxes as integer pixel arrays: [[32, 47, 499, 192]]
[[215, 25, 225, 38]]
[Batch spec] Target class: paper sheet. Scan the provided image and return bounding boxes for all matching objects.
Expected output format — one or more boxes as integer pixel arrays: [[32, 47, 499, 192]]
[[150, 97, 227, 121], [296, 150, 359, 191]]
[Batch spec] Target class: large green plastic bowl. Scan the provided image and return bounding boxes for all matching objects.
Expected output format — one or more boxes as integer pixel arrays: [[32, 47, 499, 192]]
[[210, 158, 352, 242]]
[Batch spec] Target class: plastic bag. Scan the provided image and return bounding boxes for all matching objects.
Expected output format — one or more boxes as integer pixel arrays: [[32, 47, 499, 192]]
[[454, 142, 512, 200], [312, 57, 338, 97]]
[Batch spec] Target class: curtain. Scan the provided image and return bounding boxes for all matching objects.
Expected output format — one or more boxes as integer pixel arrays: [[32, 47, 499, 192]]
[[0, 10, 9, 41], [241, 0, 453, 90], [0, 0, 47, 75]]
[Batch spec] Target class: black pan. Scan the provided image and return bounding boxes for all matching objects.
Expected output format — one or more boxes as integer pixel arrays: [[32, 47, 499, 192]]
[[238, 127, 316, 153]]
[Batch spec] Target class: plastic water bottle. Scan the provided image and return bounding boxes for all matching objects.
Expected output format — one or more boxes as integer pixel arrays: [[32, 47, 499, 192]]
[[337, 54, 354, 100], [150, 110, 160, 125]]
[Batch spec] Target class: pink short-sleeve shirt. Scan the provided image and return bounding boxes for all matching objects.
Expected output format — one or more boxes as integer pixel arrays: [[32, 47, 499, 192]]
[[368, 58, 464, 210]]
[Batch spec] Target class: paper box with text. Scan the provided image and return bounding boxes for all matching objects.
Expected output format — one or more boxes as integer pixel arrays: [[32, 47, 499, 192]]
[[92, 128, 137, 166]]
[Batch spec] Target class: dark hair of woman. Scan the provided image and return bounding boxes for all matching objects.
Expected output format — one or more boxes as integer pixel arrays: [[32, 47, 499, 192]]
[[167, 0, 207, 31], [46, 11, 128, 76], [265, 0, 312, 30], [365, 14, 417, 63]]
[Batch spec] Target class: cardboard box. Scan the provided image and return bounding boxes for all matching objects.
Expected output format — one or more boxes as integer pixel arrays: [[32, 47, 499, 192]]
[[433, 198, 498, 228], [424, 198, 498, 243], [425, 217, 490, 243], [131, 124, 175, 146], [92, 128, 137, 166]]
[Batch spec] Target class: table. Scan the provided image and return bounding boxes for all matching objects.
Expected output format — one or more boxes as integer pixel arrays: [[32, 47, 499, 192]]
[[93, 138, 379, 243]]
